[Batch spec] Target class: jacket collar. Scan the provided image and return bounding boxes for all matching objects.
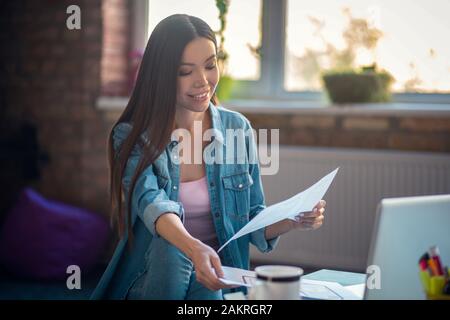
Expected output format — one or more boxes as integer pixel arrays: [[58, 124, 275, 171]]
[[169, 102, 226, 151]]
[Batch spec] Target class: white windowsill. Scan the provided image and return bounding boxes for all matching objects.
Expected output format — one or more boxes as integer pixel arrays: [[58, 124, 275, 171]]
[[96, 96, 450, 117]]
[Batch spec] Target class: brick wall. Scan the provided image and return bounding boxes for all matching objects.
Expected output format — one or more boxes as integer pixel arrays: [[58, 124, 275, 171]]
[[243, 112, 450, 153], [101, 0, 130, 96], [0, 0, 131, 225]]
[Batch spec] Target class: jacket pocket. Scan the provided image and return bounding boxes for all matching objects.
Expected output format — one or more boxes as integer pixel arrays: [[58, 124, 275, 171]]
[[222, 171, 253, 221]]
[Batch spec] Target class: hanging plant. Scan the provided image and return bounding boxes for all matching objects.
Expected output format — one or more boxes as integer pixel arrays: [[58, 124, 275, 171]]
[[215, 0, 230, 73], [214, 0, 234, 102]]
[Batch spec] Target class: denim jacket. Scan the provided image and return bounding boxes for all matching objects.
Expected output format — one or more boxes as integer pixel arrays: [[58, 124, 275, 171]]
[[90, 102, 279, 299]]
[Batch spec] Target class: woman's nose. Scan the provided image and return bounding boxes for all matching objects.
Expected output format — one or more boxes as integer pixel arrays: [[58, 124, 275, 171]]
[[194, 70, 208, 88]]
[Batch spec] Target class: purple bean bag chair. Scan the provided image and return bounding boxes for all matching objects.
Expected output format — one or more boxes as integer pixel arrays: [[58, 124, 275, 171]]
[[0, 187, 110, 280]]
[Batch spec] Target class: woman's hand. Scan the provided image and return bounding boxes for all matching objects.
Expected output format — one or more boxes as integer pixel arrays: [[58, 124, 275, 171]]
[[188, 239, 231, 291], [292, 200, 326, 231]]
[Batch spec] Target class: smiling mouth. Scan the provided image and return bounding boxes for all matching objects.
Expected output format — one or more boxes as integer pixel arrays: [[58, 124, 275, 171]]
[[188, 91, 209, 100]]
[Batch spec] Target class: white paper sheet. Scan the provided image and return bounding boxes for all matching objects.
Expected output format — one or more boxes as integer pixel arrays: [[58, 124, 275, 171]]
[[300, 279, 361, 300], [219, 266, 257, 288], [217, 167, 339, 253], [344, 283, 365, 299]]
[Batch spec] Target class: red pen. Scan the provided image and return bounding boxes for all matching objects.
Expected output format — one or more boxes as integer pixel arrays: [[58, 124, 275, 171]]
[[419, 252, 429, 272], [429, 246, 445, 276]]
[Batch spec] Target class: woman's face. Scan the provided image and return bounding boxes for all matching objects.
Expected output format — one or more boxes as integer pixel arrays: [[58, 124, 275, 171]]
[[176, 37, 219, 113]]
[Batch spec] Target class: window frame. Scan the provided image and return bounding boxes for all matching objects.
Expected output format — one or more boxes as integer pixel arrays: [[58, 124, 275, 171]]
[[132, 0, 149, 54], [136, 0, 450, 104]]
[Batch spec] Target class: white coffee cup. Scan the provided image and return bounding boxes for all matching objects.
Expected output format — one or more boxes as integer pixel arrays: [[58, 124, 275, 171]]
[[248, 265, 304, 300]]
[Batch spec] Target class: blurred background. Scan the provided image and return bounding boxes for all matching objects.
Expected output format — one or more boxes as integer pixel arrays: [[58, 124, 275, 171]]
[[0, 0, 449, 299]]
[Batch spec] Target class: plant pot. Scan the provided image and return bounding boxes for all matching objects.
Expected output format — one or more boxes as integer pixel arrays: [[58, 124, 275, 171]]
[[322, 70, 393, 104]]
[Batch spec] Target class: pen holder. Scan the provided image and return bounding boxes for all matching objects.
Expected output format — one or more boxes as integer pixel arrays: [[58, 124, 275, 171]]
[[419, 271, 450, 300]]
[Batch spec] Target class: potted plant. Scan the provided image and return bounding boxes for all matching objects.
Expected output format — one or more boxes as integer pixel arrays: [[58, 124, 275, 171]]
[[214, 0, 234, 102], [321, 9, 394, 104], [322, 63, 394, 103], [293, 8, 395, 104]]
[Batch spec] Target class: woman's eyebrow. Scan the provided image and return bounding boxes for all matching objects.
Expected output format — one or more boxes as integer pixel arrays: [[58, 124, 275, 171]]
[[180, 54, 216, 66]]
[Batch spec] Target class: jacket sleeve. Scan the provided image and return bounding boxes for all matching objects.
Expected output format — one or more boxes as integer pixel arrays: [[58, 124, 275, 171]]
[[112, 123, 184, 237], [244, 120, 280, 253]]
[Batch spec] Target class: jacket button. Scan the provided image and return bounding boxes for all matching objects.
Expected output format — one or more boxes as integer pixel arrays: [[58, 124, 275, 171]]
[[173, 185, 177, 190], [238, 183, 243, 189]]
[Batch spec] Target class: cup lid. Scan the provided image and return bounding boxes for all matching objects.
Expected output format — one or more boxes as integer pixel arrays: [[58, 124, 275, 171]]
[[255, 265, 303, 282]]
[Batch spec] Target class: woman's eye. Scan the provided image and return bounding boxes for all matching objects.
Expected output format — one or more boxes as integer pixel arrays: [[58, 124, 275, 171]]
[[178, 64, 215, 76]]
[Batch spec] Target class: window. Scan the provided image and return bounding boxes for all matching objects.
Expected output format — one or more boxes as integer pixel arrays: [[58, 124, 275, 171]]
[[147, 0, 262, 81], [133, 0, 450, 103], [285, 0, 450, 94]]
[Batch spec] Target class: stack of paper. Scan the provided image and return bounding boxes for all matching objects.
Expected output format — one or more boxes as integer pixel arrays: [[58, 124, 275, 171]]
[[300, 279, 361, 300]]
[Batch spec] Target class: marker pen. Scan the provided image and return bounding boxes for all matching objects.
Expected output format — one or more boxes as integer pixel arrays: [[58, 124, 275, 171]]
[[429, 246, 445, 276], [419, 252, 430, 271], [428, 258, 439, 276]]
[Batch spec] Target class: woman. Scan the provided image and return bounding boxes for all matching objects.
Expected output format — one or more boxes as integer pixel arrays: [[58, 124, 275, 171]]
[[91, 14, 326, 300]]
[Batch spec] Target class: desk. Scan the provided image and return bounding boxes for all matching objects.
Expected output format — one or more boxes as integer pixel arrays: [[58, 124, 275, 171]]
[[224, 269, 367, 300]]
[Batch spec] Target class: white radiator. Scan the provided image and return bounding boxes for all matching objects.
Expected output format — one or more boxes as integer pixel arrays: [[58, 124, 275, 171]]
[[251, 146, 450, 272]]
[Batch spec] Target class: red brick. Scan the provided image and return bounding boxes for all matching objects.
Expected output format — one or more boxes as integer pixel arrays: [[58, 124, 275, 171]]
[[289, 129, 317, 146], [290, 115, 336, 129], [35, 27, 59, 40], [41, 60, 57, 75], [61, 29, 82, 41], [342, 117, 391, 131], [331, 131, 388, 149], [31, 44, 49, 57], [399, 118, 450, 132], [388, 133, 449, 152], [50, 45, 67, 57]]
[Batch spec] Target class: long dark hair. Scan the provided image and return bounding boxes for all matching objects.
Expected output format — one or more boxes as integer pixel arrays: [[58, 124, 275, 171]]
[[108, 14, 219, 246]]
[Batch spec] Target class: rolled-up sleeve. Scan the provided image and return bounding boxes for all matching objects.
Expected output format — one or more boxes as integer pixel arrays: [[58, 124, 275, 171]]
[[113, 123, 183, 237], [244, 121, 280, 253]]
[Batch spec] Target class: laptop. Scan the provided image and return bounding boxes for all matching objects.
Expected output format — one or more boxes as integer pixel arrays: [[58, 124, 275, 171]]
[[364, 194, 450, 299]]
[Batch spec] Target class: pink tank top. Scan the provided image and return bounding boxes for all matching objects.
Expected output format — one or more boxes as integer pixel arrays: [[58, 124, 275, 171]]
[[178, 176, 220, 251]]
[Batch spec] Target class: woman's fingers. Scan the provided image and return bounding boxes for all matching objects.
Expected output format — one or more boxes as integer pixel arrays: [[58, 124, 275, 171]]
[[299, 214, 324, 230], [199, 275, 217, 291], [210, 256, 228, 290], [294, 200, 326, 230], [316, 200, 326, 208], [302, 210, 317, 218], [211, 255, 224, 278], [298, 199, 326, 218], [198, 267, 221, 291], [302, 207, 325, 218], [191, 242, 229, 291], [309, 200, 326, 212], [301, 214, 324, 224], [197, 257, 228, 291]]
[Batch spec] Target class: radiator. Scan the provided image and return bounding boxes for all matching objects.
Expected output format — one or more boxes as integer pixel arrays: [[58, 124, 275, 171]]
[[250, 146, 450, 272]]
